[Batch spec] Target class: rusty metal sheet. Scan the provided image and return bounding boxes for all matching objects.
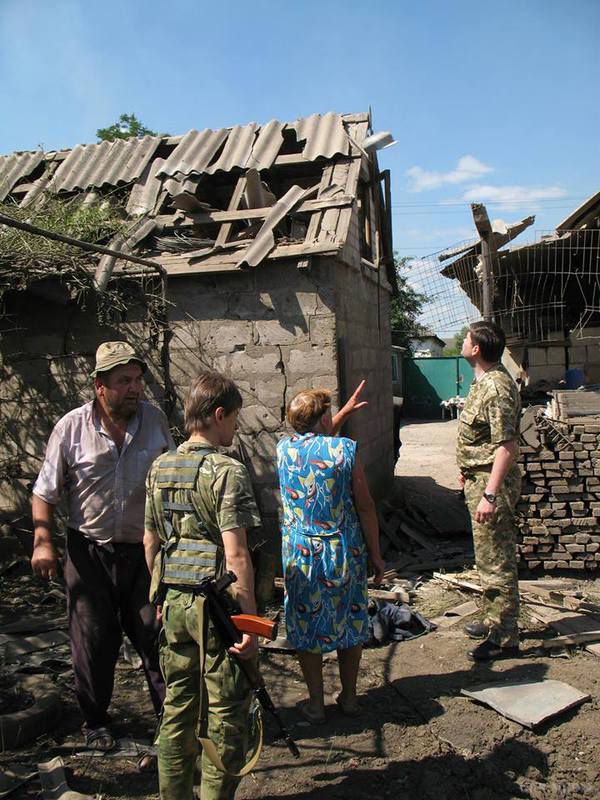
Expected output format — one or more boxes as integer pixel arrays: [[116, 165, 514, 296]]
[[0, 150, 45, 201], [50, 135, 161, 193], [291, 112, 349, 160], [157, 128, 229, 178]]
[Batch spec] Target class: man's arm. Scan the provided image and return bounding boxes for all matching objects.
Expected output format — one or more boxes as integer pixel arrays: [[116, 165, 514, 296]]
[[143, 527, 161, 575], [31, 495, 58, 580], [351, 459, 385, 585], [474, 438, 519, 523], [221, 527, 258, 660]]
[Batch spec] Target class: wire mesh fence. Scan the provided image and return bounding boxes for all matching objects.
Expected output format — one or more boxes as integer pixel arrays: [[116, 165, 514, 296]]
[[405, 228, 600, 345]]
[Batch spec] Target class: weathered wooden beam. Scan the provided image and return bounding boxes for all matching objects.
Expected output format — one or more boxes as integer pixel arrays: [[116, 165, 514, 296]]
[[156, 195, 353, 228]]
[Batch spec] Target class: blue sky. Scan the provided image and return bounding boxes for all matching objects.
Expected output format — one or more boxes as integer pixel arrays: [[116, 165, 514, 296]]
[[1, 0, 599, 336]]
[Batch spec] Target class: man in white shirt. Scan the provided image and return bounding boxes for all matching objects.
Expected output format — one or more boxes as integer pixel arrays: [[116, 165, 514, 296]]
[[32, 341, 174, 750]]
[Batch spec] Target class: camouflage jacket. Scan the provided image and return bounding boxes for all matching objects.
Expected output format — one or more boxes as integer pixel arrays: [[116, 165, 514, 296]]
[[456, 364, 521, 471], [145, 441, 262, 547]]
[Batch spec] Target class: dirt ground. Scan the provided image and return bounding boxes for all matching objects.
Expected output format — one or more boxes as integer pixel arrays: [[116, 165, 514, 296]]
[[2, 420, 600, 799]]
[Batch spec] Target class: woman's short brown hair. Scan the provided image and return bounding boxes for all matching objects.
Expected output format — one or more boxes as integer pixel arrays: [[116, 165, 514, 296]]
[[184, 371, 242, 434], [287, 389, 331, 433]]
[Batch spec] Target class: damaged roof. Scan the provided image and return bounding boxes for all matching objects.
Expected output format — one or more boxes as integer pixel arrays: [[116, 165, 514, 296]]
[[0, 111, 393, 279]]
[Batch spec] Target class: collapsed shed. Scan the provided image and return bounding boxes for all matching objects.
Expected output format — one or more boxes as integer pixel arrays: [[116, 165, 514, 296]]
[[0, 111, 397, 593], [439, 195, 600, 573]]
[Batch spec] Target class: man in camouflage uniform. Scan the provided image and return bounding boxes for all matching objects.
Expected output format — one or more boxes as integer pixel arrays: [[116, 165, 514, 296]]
[[144, 371, 262, 800], [456, 321, 522, 661]]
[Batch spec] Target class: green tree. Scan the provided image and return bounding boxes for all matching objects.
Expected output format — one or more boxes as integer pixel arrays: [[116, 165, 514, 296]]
[[390, 255, 429, 350], [96, 113, 160, 142], [443, 325, 469, 356]]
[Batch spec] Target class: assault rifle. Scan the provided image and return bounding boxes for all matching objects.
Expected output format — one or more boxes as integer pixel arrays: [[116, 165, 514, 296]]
[[200, 571, 300, 759]]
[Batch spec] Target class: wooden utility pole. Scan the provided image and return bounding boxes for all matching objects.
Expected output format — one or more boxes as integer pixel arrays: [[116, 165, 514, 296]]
[[470, 202, 496, 321]]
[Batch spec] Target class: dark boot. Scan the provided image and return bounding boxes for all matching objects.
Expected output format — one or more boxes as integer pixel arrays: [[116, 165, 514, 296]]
[[468, 640, 519, 662], [463, 621, 489, 640]]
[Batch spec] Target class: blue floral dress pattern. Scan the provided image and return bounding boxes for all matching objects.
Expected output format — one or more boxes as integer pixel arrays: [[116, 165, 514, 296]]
[[277, 432, 368, 653]]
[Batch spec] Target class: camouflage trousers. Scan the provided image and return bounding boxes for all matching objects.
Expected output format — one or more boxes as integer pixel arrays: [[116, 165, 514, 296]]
[[463, 466, 521, 647], [158, 589, 252, 800]]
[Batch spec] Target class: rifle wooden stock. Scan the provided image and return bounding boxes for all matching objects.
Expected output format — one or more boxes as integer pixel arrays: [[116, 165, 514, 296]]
[[232, 614, 278, 641]]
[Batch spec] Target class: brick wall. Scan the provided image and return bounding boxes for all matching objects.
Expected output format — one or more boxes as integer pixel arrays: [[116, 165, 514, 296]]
[[517, 419, 600, 571]]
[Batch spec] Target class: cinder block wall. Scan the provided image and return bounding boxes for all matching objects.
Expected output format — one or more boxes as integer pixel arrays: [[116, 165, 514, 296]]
[[0, 253, 395, 594], [0, 289, 165, 519], [336, 211, 395, 494]]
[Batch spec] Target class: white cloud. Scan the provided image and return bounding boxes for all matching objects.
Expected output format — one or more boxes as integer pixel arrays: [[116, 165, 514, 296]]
[[462, 184, 567, 210], [406, 155, 493, 192]]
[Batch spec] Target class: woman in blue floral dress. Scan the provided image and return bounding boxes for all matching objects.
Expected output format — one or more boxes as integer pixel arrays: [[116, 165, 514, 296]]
[[277, 384, 385, 723]]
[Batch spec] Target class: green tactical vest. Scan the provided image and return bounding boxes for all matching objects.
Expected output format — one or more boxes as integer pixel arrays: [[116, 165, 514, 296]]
[[155, 448, 223, 587]]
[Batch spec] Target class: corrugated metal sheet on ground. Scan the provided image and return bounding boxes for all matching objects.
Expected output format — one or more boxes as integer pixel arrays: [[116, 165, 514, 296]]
[[50, 135, 162, 193], [0, 150, 45, 201]]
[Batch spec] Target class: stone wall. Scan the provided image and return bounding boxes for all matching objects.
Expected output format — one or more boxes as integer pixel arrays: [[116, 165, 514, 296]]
[[517, 418, 600, 571]]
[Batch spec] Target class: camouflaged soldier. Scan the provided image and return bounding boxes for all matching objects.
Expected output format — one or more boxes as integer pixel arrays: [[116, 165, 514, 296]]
[[144, 371, 262, 800], [456, 321, 522, 662]]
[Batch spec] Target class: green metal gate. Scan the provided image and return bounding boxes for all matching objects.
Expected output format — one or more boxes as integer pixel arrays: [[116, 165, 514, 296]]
[[403, 356, 474, 418]]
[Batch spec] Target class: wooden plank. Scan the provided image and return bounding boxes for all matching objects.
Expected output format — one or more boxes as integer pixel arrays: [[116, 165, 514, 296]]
[[524, 602, 600, 657], [430, 600, 479, 629], [377, 510, 406, 553], [398, 521, 439, 554], [160, 195, 354, 227], [432, 573, 483, 593], [303, 163, 334, 246], [542, 631, 600, 649], [318, 161, 349, 244], [215, 175, 246, 248]]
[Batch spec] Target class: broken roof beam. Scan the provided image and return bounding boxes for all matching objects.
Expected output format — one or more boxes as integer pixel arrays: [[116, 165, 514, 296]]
[[161, 194, 354, 226]]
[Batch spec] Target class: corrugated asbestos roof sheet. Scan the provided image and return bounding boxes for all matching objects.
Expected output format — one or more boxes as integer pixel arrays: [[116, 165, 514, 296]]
[[0, 151, 45, 201], [50, 135, 161, 193], [0, 113, 365, 201], [158, 113, 351, 180], [290, 112, 349, 160]]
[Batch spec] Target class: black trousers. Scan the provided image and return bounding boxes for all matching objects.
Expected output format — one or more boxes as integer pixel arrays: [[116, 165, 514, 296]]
[[64, 529, 165, 729]]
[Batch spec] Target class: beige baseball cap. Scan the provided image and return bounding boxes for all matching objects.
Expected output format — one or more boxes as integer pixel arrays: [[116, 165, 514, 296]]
[[91, 341, 147, 377]]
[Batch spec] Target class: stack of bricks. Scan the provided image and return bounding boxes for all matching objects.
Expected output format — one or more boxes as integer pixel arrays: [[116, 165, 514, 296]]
[[517, 419, 600, 572]]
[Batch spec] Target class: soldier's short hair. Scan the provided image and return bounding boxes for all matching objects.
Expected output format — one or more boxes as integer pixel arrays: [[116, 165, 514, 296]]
[[287, 389, 331, 433], [184, 371, 242, 433], [469, 320, 506, 363]]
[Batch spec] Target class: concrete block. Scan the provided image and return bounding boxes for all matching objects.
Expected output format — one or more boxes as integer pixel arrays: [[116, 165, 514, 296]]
[[254, 320, 309, 346], [546, 347, 566, 366], [214, 347, 282, 379], [287, 345, 336, 377], [238, 405, 283, 435], [200, 321, 254, 353], [309, 315, 337, 345]]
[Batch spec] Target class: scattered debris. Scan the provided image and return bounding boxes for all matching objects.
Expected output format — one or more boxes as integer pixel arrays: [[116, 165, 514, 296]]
[[0, 675, 62, 749], [38, 756, 94, 800], [461, 679, 590, 728], [73, 736, 155, 759], [0, 765, 37, 799], [429, 599, 479, 628]]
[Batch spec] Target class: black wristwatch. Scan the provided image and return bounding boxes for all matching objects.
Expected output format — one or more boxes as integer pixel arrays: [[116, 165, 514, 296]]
[[483, 491, 497, 504]]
